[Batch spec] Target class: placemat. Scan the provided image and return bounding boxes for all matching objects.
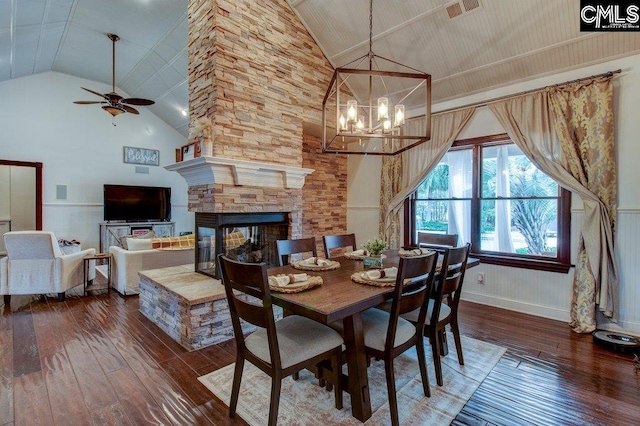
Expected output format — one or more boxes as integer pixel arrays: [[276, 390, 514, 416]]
[[269, 276, 323, 293], [350, 272, 397, 287], [291, 260, 341, 271]]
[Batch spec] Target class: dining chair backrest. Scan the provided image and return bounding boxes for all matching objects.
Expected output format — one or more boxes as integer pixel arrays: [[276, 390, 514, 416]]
[[430, 243, 471, 323], [323, 233, 357, 258], [276, 237, 317, 266], [384, 252, 438, 353], [417, 232, 458, 251], [218, 254, 281, 366]]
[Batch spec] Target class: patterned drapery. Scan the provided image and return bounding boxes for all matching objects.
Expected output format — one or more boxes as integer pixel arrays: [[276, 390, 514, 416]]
[[489, 76, 618, 333], [549, 77, 618, 332]]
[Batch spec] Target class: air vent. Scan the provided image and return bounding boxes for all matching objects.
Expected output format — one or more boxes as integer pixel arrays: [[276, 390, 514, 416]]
[[462, 0, 480, 12], [446, 3, 463, 19], [446, 0, 481, 20]]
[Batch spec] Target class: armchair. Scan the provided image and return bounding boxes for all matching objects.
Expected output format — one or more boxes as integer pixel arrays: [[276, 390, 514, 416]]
[[0, 231, 96, 302]]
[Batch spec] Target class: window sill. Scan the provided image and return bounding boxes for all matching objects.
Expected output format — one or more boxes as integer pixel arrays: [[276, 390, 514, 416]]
[[471, 253, 572, 273]]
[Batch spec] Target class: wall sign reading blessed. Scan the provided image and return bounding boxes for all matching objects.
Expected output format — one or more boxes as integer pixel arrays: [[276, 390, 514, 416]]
[[123, 146, 160, 166]]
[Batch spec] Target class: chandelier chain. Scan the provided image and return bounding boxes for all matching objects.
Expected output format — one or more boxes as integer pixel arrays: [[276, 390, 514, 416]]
[[369, 0, 374, 61]]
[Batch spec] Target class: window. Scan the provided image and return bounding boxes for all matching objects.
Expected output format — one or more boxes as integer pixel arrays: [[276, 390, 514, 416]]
[[407, 134, 571, 272]]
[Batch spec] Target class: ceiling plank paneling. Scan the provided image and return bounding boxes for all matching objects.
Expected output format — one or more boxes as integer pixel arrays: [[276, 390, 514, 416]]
[[2, 0, 640, 137]]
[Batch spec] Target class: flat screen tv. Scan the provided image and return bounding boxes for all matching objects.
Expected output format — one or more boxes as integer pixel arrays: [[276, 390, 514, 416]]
[[104, 184, 171, 222]]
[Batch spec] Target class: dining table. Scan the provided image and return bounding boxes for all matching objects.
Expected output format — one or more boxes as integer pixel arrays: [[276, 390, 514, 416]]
[[268, 249, 479, 422]]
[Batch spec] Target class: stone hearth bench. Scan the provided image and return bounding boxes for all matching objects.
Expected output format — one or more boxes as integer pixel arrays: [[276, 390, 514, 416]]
[[138, 264, 260, 351]]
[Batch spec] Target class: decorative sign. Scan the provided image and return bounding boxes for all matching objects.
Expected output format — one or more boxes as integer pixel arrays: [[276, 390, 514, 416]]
[[123, 146, 160, 166]]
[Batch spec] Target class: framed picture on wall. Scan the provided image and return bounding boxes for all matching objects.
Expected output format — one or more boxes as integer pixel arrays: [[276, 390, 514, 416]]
[[123, 146, 160, 166]]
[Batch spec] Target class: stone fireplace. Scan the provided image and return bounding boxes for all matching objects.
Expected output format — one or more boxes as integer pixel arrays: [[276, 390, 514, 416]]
[[165, 156, 315, 276], [195, 211, 289, 278]]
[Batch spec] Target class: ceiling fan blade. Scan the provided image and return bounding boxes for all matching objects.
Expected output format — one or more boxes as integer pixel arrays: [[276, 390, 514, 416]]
[[122, 105, 140, 114], [73, 101, 105, 104], [81, 87, 108, 99], [122, 98, 155, 106]]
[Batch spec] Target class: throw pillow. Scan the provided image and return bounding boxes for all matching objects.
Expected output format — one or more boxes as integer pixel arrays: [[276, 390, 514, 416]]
[[126, 237, 153, 251], [151, 234, 195, 250], [119, 230, 156, 250]]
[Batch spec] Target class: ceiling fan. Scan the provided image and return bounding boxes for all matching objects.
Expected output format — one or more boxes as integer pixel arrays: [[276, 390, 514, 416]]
[[73, 33, 154, 121]]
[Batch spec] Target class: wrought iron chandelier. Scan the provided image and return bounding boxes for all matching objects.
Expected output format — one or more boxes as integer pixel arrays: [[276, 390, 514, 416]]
[[322, 0, 431, 155]]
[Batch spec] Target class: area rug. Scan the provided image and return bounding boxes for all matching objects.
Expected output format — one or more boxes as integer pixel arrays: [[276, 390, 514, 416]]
[[198, 333, 506, 425]]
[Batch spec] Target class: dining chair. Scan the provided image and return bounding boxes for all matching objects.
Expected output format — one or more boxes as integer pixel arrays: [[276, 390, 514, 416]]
[[401, 243, 471, 386], [417, 232, 458, 251], [331, 252, 438, 426], [323, 233, 357, 258], [276, 237, 317, 266], [218, 254, 344, 426]]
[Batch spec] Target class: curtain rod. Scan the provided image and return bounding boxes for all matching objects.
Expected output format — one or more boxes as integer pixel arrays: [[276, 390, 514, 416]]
[[430, 69, 622, 117]]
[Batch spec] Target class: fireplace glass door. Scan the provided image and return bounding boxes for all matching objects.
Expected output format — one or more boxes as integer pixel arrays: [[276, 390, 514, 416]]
[[195, 212, 289, 278]]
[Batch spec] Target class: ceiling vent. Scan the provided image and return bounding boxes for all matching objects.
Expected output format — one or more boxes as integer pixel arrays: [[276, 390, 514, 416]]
[[446, 0, 481, 20]]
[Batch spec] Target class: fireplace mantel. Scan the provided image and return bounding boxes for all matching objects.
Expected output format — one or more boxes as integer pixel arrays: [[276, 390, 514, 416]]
[[165, 156, 314, 189]]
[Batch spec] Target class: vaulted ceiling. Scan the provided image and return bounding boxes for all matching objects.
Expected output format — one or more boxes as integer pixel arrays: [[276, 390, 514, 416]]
[[2, 0, 639, 137]]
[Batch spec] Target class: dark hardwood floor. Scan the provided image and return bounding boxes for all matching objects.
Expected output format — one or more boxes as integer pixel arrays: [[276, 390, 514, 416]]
[[1, 290, 638, 425]]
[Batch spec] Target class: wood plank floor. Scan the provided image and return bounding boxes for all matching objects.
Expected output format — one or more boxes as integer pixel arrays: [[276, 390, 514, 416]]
[[1, 291, 639, 425]]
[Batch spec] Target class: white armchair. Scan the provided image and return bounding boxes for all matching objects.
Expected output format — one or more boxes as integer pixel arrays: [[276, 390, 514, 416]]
[[0, 231, 96, 302]]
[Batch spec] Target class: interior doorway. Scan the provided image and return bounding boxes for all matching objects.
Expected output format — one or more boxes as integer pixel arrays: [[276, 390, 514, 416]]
[[0, 160, 42, 255]]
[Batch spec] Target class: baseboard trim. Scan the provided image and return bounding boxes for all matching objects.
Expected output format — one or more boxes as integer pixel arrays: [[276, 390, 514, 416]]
[[461, 291, 570, 323]]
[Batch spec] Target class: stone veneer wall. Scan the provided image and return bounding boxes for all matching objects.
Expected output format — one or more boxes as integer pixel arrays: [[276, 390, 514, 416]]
[[188, 0, 333, 165], [302, 133, 348, 253], [187, 0, 347, 241]]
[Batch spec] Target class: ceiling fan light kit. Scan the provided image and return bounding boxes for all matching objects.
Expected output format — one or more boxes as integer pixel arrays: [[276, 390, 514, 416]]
[[73, 33, 154, 125]]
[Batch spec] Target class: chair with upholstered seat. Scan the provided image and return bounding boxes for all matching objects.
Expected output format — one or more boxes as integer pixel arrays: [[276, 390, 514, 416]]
[[0, 231, 96, 303], [417, 232, 458, 251], [276, 237, 317, 266], [332, 252, 438, 426], [323, 233, 357, 259], [218, 254, 344, 426], [401, 243, 471, 386]]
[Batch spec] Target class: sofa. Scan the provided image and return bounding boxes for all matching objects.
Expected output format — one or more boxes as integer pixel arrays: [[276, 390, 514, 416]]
[[109, 234, 195, 295]]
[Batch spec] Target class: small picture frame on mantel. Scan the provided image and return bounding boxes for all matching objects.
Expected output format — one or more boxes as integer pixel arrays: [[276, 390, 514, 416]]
[[180, 142, 201, 161]]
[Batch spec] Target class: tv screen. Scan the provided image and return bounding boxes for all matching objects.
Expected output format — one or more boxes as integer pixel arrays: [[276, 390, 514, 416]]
[[104, 184, 171, 222]]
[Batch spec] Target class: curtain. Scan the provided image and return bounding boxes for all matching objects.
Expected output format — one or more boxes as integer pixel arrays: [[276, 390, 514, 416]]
[[488, 76, 618, 332], [380, 108, 475, 247]]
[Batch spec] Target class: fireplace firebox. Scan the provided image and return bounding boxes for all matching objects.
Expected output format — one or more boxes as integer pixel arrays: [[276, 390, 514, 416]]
[[195, 212, 289, 278]]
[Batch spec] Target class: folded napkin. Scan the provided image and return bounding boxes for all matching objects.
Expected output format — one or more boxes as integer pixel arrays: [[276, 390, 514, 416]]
[[301, 257, 331, 266], [362, 267, 397, 280], [268, 273, 308, 287], [349, 249, 369, 256], [398, 247, 431, 257]]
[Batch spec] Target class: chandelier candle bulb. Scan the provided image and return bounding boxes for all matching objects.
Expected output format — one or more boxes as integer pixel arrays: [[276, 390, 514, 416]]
[[377, 97, 389, 121], [339, 113, 347, 130], [395, 104, 405, 126], [347, 100, 358, 122]]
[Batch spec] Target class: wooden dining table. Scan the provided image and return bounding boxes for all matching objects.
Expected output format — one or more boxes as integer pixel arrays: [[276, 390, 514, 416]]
[[268, 250, 479, 422]]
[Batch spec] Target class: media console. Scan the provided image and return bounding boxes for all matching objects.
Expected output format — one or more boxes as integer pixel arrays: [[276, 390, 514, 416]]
[[99, 221, 175, 253]]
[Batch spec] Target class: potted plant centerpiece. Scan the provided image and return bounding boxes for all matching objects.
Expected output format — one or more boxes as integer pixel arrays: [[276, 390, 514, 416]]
[[362, 237, 387, 269]]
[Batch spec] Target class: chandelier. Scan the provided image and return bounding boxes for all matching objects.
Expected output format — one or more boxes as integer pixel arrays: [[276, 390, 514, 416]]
[[322, 0, 431, 155]]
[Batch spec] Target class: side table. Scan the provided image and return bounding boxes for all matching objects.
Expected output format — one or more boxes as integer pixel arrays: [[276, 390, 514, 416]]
[[84, 253, 111, 296]]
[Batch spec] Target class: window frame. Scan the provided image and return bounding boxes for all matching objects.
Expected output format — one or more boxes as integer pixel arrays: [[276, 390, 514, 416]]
[[405, 134, 571, 273]]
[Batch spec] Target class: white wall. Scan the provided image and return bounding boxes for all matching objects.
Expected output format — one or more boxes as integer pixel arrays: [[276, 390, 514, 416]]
[[0, 72, 193, 250], [348, 53, 640, 334]]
